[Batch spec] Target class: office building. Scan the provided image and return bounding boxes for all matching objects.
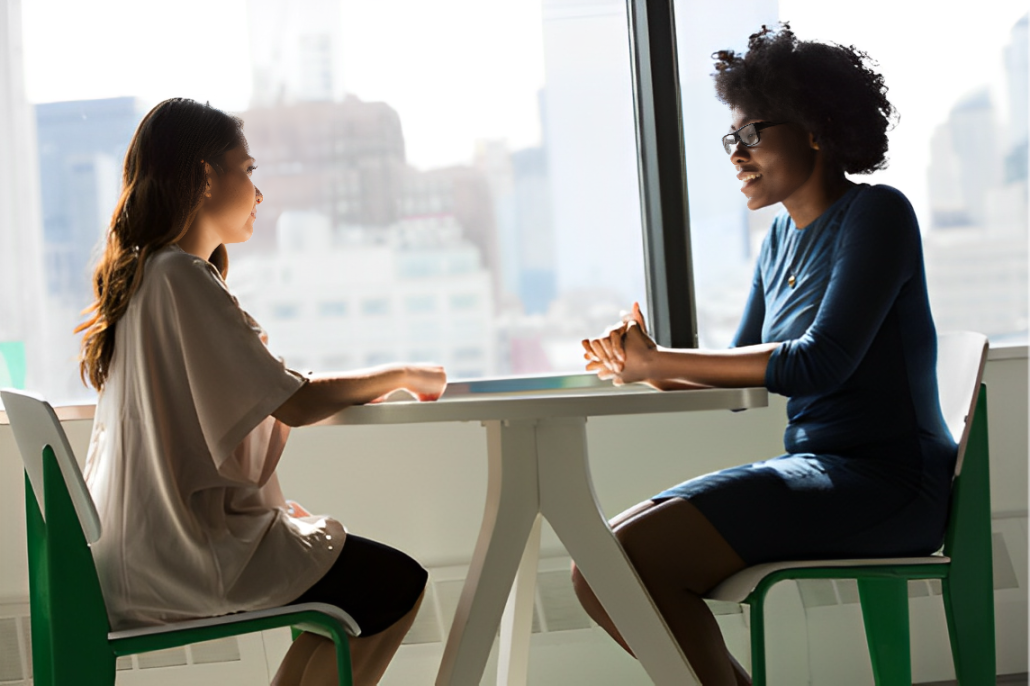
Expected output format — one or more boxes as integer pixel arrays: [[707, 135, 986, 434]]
[[229, 210, 496, 379], [35, 97, 146, 309], [239, 96, 504, 303]]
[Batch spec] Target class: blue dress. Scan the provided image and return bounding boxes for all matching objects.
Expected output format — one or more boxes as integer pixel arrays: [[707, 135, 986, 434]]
[[654, 183, 958, 565]]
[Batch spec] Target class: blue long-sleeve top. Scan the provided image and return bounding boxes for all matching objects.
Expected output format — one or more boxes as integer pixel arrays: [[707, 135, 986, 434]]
[[733, 183, 955, 463]]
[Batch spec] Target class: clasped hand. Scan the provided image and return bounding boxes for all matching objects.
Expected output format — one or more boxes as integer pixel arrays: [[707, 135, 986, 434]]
[[581, 302, 657, 385]]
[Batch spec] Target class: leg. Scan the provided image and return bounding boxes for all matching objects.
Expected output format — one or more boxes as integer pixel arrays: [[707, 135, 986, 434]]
[[276, 590, 426, 686], [273, 633, 328, 685], [347, 589, 426, 684], [571, 498, 750, 686], [276, 534, 430, 686], [536, 418, 700, 685], [569, 499, 656, 654]]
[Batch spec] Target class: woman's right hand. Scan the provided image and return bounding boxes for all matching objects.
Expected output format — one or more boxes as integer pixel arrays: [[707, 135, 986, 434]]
[[583, 301, 649, 373], [402, 364, 448, 401]]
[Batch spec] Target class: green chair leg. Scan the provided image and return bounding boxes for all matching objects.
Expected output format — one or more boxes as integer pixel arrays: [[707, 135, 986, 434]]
[[334, 634, 354, 685], [289, 626, 353, 686], [942, 574, 995, 685], [942, 390, 995, 685], [858, 577, 911, 686]]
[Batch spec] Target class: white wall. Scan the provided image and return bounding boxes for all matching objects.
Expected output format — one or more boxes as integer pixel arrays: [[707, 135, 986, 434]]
[[1, 348, 1026, 685]]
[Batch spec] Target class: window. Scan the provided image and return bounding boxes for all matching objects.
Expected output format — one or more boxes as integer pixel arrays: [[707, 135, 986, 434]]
[[5, 0, 651, 404], [322, 355, 352, 370], [453, 347, 483, 361], [361, 298, 391, 316], [450, 294, 479, 312], [365, 351, 397, 366], [405, 295, 436, 314], [9, 0, 1017, 407], [408, 349, 440, 363], [318, 301, 349, 317], [271, 303, 301, 320], [676, 0, 1028, 348]]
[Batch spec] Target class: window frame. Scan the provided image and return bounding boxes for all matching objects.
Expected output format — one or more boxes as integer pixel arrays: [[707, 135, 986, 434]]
[[628, 0, 698, 350]]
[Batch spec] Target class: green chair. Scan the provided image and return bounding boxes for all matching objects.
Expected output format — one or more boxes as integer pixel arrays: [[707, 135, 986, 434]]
[[707, 331, 994, 685], [2, 388, 358, 686]]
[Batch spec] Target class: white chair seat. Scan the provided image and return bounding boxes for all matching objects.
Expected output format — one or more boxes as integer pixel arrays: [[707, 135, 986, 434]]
[[108, 601, 361, 641], [706, 555, 951, 604]]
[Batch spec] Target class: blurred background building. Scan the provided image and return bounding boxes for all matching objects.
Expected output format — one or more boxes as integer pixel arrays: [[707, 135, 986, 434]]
[[35, 97, 146, 309], [6, 0, 1027, 403], [924, 15, 1028, 341]]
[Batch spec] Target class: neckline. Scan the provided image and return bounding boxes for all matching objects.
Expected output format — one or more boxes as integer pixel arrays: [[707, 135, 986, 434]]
[[791, 183, 863, 232]]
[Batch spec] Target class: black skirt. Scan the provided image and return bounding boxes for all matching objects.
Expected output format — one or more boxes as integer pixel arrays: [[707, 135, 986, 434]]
[[290, 534, 428, 637]]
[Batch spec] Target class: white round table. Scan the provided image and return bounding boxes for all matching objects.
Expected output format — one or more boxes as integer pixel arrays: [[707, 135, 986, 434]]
[[317, 384, 769, 686]]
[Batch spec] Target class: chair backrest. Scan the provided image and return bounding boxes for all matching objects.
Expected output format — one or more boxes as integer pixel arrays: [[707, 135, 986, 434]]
[[934, 332, 989, 477], [3, 388, 114, 682], [1, 388, 101, 543]]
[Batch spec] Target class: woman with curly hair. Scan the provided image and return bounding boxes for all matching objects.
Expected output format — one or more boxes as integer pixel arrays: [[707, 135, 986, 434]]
[[79, 98, 446, 685], [576, 24, 954, 685]]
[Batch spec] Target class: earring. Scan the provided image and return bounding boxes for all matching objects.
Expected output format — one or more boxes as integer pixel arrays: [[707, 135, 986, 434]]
[[812, 141, 820, 150]]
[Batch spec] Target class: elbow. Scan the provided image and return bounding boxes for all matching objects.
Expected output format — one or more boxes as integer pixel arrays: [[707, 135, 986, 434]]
[[272, 403, 307, 428], [767, 346, 853, 397], [272, 382, 317, 427]]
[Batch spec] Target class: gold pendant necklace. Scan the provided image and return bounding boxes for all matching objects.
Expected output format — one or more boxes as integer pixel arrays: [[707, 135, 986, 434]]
[[787, 231, 800, 289]]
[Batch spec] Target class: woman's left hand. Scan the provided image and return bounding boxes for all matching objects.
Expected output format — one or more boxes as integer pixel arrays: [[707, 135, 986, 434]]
[[583, 321, 657, 385]]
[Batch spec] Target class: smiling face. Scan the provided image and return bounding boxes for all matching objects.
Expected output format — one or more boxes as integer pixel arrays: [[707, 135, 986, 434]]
[[198, 143, 262, 245], [728, 108, 819, 212]]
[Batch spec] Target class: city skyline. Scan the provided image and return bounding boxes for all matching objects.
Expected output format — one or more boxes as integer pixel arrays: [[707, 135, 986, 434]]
[[5, 0, 1027, 405]]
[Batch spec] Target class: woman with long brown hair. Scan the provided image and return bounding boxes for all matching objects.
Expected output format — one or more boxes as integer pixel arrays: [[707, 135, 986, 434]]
[[79, 97, 445, 685]]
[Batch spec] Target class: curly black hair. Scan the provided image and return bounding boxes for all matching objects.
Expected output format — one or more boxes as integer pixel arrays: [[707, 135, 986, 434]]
[[713, 23, 897, 175]]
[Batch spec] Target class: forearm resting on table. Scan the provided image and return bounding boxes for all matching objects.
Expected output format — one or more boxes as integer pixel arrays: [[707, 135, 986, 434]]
[[645, 343, 780, 389], [273, 367, 407, 427], [644, 378, 712, 391]]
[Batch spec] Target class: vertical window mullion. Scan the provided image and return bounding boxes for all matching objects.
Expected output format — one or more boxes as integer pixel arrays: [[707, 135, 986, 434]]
[[627, 0, 698, 349]]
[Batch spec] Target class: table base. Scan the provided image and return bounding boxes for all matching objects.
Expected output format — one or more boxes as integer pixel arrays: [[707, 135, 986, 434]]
[[435, 417, 700, 686]]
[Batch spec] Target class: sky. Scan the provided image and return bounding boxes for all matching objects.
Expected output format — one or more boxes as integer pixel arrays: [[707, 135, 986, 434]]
[[20, 0, 1028, 209]]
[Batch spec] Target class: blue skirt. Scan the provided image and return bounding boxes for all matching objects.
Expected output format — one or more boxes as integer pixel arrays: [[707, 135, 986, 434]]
[[652, 442, 955, 566]]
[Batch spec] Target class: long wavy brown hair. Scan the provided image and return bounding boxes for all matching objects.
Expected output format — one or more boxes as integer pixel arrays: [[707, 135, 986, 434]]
[[77, 98, 245, 390]]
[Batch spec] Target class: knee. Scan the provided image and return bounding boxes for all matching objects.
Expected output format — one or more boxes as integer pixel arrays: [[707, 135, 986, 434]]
[[612, 520, 647, 570], [570, 562, 595, 604]]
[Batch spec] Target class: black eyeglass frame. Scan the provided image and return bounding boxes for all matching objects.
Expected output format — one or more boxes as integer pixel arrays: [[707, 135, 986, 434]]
[[721, 121, 786, 155]]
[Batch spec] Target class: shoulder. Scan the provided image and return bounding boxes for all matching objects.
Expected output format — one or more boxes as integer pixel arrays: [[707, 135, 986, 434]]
[[851, 183, 914, 211], [840, 183, 920, 245], [140, 246, 236, 311], [847, 184, 918, 227], [145, 246, 228, 291]]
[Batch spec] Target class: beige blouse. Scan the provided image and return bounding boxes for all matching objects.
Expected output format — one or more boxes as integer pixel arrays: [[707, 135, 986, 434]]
[[84, 245, 344, 631]]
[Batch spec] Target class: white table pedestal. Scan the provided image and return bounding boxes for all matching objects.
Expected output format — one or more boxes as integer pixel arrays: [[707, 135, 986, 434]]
[[436, 417, 700, 686]]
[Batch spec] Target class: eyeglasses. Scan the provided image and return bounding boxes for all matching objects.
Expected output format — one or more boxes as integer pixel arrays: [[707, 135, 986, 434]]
[[721, 121, 785, 155]]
